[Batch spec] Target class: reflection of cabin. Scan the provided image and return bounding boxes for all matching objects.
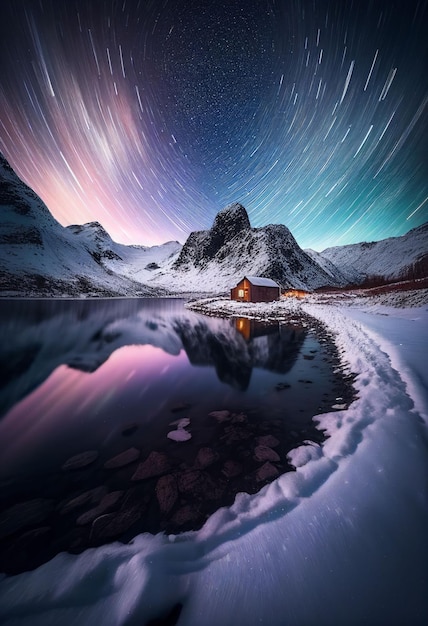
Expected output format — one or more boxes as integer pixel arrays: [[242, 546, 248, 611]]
[[235, 317, 279, 341], [283, 289, 309, 299], [231, 276, 280, 303]]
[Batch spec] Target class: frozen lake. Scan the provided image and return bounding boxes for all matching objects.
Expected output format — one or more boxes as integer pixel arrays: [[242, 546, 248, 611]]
[[0, 298, 354, 575]]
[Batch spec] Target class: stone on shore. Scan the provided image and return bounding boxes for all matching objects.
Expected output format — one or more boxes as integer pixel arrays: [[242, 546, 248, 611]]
[[254, 445, 280, 463], [256, 462, 280, 483], [171, 505, 199, 527]]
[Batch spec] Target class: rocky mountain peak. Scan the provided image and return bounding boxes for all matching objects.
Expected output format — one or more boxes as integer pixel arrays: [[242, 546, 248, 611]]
[[174, 203, 252, 269], [211, 203, 251, 238], [0, 152, 15, 175]]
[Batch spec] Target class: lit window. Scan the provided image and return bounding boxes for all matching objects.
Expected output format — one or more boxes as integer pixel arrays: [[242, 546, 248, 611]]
[[238, 289, 244, 297]]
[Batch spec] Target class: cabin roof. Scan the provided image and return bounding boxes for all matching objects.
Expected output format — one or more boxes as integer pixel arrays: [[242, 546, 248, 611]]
[[244, 276, 279, 288]]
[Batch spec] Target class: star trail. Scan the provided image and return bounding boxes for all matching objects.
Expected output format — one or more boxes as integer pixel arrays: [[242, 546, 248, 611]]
[[0, 0, 426, 249]]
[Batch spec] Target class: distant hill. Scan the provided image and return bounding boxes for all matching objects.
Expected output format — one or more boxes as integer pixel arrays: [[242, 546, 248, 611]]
[[311, 224, 428, 287]]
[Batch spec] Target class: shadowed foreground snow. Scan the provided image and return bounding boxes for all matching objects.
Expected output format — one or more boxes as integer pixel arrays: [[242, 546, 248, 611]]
[[0, 296, 427, 626]]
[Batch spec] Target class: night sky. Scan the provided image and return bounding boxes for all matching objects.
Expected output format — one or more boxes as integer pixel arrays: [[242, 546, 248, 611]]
[[0, 0, 427, 250]]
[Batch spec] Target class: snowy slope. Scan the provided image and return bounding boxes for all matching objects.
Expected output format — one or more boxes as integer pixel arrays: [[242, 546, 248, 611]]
[[305, 247, 362, 284], [0, 153, 177, 296], [66, 221, 181, 286], [150, 203, 345, 292], [1, 294, 426, 625], [317, 222, 428, 285]]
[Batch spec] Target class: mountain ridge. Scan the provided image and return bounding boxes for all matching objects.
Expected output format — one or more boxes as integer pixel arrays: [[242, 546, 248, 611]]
[[314, 222, 428, 286], [1, 153, 426, 296], [166, 202, 345, 291]]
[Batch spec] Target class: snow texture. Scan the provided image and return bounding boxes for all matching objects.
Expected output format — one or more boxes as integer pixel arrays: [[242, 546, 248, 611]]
[[1, 292, 427, 625], [244, 276, 280, 287]]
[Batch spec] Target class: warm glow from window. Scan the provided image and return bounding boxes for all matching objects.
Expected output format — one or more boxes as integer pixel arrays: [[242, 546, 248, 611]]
[[238, 289, 244, 297]]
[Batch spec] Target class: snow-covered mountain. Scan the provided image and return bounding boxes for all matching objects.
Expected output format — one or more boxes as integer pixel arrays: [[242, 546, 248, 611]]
[[315, 223, 428, 286], [65, 221, 181, 287], [0, 153, 179, 296], [2, 152, 426, 297], [151, 203, 345, 292]]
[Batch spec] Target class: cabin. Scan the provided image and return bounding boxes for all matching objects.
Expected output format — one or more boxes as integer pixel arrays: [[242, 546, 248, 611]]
[[230, 276, 280, 303]]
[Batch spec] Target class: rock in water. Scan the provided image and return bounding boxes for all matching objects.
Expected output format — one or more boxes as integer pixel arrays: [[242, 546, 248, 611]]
[[208, 410, 231, 422], [156, 475, 178, 514], [256, 435, 280, 448], [131, 451, 171, 481], [256, 462, 280, 483], [177, 469, 206, 495], [59, 486, 107, 515], [170, 403, 191, 413], [103, 447, 140, 469], [222, 460, 243, 478], [0, 499, 54, 539], [254, 445, 281, 463], [90, 507, 141, 541], [76, 491, 124, 526], [121, 423, 138, 436], [62, 451, 98, 471], [194, 447, 218, 469], [167, 429, 191, 442]]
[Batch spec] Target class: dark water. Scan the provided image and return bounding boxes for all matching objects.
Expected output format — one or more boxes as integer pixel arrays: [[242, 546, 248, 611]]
[[0, 298, 355, 574]]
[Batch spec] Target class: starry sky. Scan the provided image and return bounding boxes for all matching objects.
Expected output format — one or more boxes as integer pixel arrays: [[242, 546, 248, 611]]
[[0, 0, 427, 250]]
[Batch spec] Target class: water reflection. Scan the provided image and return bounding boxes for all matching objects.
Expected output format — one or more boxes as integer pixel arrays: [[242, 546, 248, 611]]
[[0, 299, 306, 416]]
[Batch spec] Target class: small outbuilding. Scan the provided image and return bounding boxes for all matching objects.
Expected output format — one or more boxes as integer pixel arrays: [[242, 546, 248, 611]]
[[230, 276, 280, 303], [283, 288, 309, 299]]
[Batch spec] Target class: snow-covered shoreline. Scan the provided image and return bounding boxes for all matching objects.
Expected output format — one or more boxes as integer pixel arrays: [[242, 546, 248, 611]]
[[1, 293, 427, 625]]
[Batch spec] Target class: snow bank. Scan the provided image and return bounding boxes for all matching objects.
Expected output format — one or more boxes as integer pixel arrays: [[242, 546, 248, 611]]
[[1, 297, 427, 625]]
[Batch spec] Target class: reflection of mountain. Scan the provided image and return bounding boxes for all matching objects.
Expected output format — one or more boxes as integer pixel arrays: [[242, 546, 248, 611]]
[[0, 299, 306, 416], [175, 318, 306, 390], [0, 299, 183, 417]]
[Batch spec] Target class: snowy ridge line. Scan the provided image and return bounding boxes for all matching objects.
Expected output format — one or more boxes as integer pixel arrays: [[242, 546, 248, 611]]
[[0, 299, 419, 626]]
